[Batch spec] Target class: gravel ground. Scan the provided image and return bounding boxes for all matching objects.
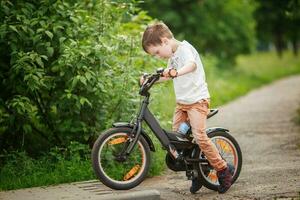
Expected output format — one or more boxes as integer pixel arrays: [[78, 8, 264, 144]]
[[144, 75, 300, 200], [1, 75, 300, 200]]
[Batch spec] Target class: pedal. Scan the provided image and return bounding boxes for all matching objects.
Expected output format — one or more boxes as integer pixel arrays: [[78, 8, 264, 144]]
[[168, 144, 183, 160], [186, 170, 198, 180]]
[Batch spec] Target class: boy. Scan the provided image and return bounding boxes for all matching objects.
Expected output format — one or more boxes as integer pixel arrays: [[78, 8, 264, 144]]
[[141, 22, 233, 194]]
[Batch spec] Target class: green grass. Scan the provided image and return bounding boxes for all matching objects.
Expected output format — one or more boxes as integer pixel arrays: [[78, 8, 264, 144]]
[[0, 154, 93, 191], [1, 50, 299, 191], [0, 142, 94, 191], [209, 50, 300, 107]]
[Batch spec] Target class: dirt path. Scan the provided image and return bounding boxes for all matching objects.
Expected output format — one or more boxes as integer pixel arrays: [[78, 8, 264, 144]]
[[142, 75, 300, 200], [1, 75, 300, 200]]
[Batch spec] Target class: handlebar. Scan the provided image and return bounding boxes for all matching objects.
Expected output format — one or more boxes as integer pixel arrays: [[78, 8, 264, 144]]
[[139, 68, 164, 96]]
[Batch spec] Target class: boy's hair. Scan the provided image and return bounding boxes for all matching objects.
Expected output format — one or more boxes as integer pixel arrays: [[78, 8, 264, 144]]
[[142, 22, 173, 53]]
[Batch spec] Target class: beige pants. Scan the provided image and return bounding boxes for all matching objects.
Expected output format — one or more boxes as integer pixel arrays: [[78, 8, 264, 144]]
[[173, 99, 227, 171]]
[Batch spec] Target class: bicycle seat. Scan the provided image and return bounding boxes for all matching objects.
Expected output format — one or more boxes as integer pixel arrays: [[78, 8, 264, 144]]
[[207, 109, 218, 119]]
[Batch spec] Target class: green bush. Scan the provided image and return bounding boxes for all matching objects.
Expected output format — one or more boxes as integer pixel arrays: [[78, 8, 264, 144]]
[[0, 1, 168, 190], [0, 0, 156, 155]]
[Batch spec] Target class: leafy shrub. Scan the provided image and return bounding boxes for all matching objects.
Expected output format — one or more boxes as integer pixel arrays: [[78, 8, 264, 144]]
[[0, 0, 157, 155]]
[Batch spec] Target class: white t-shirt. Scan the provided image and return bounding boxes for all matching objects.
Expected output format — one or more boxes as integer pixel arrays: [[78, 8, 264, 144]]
[[168, 40, 210, 104]]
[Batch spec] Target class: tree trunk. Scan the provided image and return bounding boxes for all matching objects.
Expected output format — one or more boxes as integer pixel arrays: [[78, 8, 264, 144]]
[[291, 36, 298, 56], [274, 31, 285, 58]]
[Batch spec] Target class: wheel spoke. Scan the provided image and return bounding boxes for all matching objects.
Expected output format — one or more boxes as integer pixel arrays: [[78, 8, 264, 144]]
[[207, 170, 218, 183]]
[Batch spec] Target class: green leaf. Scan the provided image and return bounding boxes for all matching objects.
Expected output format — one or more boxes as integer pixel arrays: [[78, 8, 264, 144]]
[[45, 31, 53, 39], [41, 55, 48, 61], [53, 25, 64, 32], [59, 37, 66, 43], [9, 25, 19, 34], [71, 77, 78, 88], [51, 105, 57, 114], [36, 57, 44, 67], [85, 72, 92, 81], [67, 93, 72, 99], [79, 97, 92, 107], [70, 16, 79, 23], [79, 76, 87, 85], [37, 28, 44, 33], [46, 47, 54, 57], [23, 124, 32, 134]]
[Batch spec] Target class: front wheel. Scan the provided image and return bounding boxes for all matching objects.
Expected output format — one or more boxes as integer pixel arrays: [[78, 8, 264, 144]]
[[92, 127, 151, 190], [197, 130, 242, 191]]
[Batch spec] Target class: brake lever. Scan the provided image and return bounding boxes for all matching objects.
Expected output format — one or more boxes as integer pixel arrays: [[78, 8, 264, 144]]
[[142, 73, 149, 79], [156, 67, 164, 74]]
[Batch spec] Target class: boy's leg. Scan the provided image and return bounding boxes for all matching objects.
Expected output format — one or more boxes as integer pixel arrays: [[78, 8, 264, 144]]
[[187, 100, 226, 171], [173, 104, 202, 194], [187, 100, 233, 193], [169, 104, 188, 158], [172, 104, 188, 131]]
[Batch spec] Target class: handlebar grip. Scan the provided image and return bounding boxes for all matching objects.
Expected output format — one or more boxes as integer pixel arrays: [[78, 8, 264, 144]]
[[142, 73, 149, 79], [156, 67, 164, 74]]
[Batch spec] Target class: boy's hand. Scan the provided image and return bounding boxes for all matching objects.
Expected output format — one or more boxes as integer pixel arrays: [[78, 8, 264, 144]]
[[163, 68, 178, 78], [163, 68, 170, 78], [139, 76, 145, 86], [140, 73, 150, 86]]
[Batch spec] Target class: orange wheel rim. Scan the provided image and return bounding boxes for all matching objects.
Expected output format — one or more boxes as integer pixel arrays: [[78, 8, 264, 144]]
[[208, 171, 218, 182], [123, 164, 141, 180], [108, 136, 127, 145]]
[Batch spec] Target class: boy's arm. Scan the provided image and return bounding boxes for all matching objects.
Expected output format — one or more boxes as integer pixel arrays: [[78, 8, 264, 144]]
[[140, 61, 196, 85], [140, 74, 170, 85], [157, 76, 171, 82], [163, 61, 196, 78], [177, 61, 196, 76]]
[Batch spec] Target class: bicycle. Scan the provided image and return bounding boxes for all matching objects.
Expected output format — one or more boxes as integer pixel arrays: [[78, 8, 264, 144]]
[[91, 68, 242, 191]]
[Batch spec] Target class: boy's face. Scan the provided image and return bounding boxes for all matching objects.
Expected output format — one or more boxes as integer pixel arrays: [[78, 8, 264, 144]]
[[147, 38, 173, 59]]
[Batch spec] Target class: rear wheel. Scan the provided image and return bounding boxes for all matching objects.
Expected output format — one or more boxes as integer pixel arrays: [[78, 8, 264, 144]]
[[197, 130, 242, 191], [92, 127, 151, 190]]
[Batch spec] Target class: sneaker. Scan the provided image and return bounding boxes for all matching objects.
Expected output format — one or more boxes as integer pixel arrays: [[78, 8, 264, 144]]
[[227, 163, 235, 176], [190, 178, 202, 194], [217, 167, 233, 194]]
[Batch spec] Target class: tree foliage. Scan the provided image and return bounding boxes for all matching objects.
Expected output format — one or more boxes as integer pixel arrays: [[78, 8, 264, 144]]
[[140, 0, 256, 65], [0, 0, 153, 155], [254, 0, 300, 56]]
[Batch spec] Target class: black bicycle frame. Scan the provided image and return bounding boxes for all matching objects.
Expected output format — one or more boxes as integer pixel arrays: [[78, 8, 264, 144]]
[[144, 103, 170, 148], [122, 92, 212, 166], [125, 95, 171, 155]]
